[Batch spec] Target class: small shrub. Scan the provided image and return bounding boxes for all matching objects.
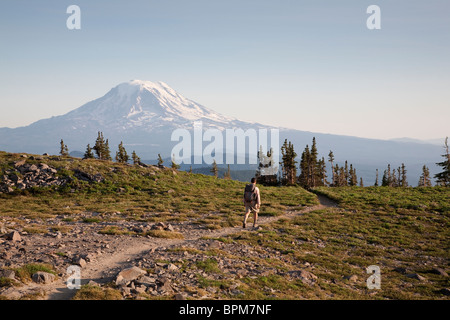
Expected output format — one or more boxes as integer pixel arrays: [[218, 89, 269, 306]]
[[196, 258, 221, 273], [145, 230, 184, 239], [14, 264, 56, 283], [72, 285, 122, 300]]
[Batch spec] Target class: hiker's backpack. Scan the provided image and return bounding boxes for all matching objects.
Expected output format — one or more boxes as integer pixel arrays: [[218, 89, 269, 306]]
[[244, 184, 256, 203]]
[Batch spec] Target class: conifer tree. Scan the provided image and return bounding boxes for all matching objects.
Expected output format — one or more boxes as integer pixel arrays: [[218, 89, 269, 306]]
[[317, 157, 328, 186], [158, 154, 164, 166], [332, 164, 346, 187], [328, 151, 335, 186], [344, 161, 349, 183], [348, 164, 358, 186], [309, 138, 319, 187], [298, 145, 310, 187], [382, 170, 388, 187], [157, 154, 164, 167], [281, 139, 297, 185], [382, 164, 392, 187], [104, 139, 112, 161], [400, 163, 408, 187], [333, 164, 340, 186], [360, 177, 364, 187], [115, 141, 129, 163], [83, 144, 94, 159], [171, 154, 180, 170], [299, 138, 327, 188], [60, 139, 69, 156], [93, 132, 108, 160], [434, 137, 450, 186], [391, 168, 398, 187], [256, 146, 278, 186], [339, 166, 347, 187], [210, 159, 218, 178], [224, 164, 231, 179], [131, 151, 141, 165], [374, 169, 379, 187], [418, 165, 432, 187]]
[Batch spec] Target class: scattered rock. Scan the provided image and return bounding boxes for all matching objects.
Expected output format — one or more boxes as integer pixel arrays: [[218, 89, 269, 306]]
[[152, 222, 167, 231], [1, 162, 67, 192], [6, 231, 21, 242], [116, 266, 147, 286], [83, 253, 96, 263], [87, 280, 100, 287], [0, 251, 12, 260], [0, 287, 22, 299], [286, 270, 318, 286], [0, 268, 15, 279], [166, 263, 179, 272], [121, 286, 132, 296], [51, 231, 63, 239], [135, 276, 156, 287], [72, 257, 87, 268], [14, 160, 26, 168], [73, 170, 104, 183], [134, 285, 147, 294], [344, 275, 358, 282], [156, 277, 173, 293], [393, 267, 409, 274], [437, 288, 450, 296], [406, 273, 427, 281], [429, 268, 448, 277], [32, 271, 56, 284], [175, 293, 186, 300]]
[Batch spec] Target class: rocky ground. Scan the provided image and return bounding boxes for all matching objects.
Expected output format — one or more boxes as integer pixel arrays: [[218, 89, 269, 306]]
[[0, 197, 330, 300]]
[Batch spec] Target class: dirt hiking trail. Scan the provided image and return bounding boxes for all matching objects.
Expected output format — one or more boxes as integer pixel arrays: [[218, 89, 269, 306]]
[[43, 194, 337, 300]]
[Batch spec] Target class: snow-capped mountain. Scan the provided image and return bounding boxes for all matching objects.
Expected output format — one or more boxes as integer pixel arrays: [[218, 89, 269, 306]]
[[65, 80, 239, 131], [0, 80, 444, 184], [0, 80, 268, 160]]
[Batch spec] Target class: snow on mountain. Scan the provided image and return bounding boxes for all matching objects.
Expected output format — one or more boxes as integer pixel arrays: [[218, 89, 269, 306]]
[[66, 80, 237, 130]]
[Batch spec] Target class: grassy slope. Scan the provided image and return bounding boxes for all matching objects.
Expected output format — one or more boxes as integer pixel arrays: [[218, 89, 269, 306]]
[[217, 186, 449, 299], [1, 151, 449, 300], [0, 151, 317, 229]]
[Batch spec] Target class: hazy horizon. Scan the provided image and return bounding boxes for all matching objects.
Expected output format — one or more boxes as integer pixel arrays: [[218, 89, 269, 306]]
[[1, 1, 449, 141]]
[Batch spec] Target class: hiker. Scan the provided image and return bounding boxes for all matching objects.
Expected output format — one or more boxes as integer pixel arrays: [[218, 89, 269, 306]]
[[243, 177, 261, 228]]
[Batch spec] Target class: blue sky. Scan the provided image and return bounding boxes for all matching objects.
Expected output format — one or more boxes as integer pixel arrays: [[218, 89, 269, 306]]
[[0, 0, 449, 140]]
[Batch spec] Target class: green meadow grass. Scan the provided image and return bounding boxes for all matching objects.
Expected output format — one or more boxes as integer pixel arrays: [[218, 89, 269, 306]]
[[212, 186, 449, 299], [0, 151, 317, 229]]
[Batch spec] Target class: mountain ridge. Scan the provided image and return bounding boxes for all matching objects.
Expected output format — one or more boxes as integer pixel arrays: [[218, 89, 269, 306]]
[[0, 80, 445, 184]]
